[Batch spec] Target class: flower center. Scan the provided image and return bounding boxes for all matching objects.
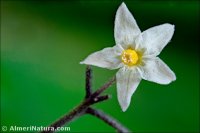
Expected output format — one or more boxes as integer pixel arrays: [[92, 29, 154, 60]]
[[121, 49, 139, 66]]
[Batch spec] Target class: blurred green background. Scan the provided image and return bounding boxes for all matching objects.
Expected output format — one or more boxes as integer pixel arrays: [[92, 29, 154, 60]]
[[1, 0, 199, 132]]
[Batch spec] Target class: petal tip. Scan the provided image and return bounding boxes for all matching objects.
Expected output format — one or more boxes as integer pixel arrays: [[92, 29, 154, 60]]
[[118, 2, 127, 11], [163, 71, 177, 85], [121, 106, 128, 112], [120, 2, 126, 6], [171, 24, 175, 30], [164, 75, 176, 85], [79, 61, 85, 64], [118, 95, 130, 112], [170, 70, 176, 82], [163, 23, 175, 29], [118, 96, 130, 112], [172, 74, 176, 81], [167, 23, 175, 31]]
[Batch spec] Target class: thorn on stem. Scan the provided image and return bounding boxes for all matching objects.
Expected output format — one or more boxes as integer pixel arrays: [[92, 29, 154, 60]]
[[91, 95, 111, 104]]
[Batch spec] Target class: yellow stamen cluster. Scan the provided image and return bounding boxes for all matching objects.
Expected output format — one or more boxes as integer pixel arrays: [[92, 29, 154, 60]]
[[121, 49, 139, 66]]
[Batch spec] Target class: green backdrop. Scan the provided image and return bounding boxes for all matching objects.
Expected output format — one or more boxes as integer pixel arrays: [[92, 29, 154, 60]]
[[1, 0, 199, 132]]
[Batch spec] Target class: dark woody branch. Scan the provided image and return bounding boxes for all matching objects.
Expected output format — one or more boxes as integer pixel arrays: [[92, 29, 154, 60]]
[[41, 66, 130, 133], [85, 65, 92, 98], [86, 107, 130, 133]]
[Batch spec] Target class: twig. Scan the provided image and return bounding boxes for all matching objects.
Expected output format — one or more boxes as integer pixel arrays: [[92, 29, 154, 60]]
[[86, 108, 130, 133], [91, 76, 116, 98], [41, 101, 87, 133], [85, 65, 92, 98], [41, 66, 130, 133]]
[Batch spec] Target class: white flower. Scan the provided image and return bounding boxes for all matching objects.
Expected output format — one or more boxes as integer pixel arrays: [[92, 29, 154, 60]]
[[80, 2, 176, 112]]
